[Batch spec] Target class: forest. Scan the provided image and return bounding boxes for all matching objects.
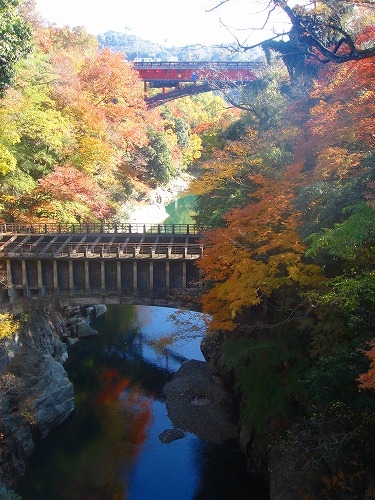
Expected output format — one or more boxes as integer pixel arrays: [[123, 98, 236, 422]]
[[1, 0, 375, 496]]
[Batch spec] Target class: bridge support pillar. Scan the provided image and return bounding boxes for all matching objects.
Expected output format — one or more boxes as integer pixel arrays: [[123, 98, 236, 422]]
[[37, 260, 44, 297], [133, 261, 137, 294], [101, 261, 105, 292], [53, 261, 58, 292], [182, 262, 186, 290], [21, 260, 28, 298], [6, 260, 14, 302], [69, 261, 74, 294], [165, 261, 170, 290], [85, 261, 89, 292], [117, 262, 121, 292], [149, 262, 153, 292]]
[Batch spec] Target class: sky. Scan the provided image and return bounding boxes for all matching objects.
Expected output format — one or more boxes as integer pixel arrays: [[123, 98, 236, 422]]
[[35, 0, 290, 47]]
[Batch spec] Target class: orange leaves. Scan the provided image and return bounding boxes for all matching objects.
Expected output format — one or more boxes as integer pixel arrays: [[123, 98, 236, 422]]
[[38, 164, 114, 220], [198, 168, 322, 330], [358, 340, 375, 390], [52, 48, 148, 154], [315, 147, 363, 180], [308, 58, 375, 149]]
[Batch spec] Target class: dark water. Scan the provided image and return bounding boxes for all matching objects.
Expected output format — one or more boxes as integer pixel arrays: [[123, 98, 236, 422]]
[[16, 305, 268, 499]]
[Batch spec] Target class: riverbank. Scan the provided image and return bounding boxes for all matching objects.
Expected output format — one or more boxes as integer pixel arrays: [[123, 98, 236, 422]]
[[116, 172, 193, 225]]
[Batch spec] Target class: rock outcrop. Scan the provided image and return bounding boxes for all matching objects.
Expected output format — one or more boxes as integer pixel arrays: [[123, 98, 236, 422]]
[[0, 310, 74, 487], [163, 359, 238, 445], [62, 304, 107, 340]]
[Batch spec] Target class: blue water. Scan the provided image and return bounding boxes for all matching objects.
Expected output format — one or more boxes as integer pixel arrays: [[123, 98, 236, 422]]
[[16, 305, 268, 499]]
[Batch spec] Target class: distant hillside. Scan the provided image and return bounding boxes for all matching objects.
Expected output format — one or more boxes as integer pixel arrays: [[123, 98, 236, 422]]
[[98, 31, 260, 62]]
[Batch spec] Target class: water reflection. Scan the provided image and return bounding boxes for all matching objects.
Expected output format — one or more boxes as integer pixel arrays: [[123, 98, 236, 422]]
[[16, 305, 268, 499]]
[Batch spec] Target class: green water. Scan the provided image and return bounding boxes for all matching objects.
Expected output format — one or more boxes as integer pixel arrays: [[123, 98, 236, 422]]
[[164, 194, 197, 225]]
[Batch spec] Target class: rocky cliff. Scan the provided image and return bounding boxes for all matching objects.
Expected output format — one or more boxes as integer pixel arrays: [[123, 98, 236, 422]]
[[0, 310, 74, 488]]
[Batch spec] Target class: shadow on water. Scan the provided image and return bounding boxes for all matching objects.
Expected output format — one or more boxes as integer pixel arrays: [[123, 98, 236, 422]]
[[16, 303, 269, 499]]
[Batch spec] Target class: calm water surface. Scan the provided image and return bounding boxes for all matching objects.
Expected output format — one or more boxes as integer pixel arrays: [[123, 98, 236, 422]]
[[16, 305, 268, 499]]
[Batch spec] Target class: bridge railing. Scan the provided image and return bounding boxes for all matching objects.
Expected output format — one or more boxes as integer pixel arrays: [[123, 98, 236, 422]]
[[0, 223, 206, 235], [134, 61, 261, 70], [1, 241, 204, 259]]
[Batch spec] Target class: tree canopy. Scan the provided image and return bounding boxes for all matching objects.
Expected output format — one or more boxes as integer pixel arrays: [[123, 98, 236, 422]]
[[0, 0, 32, 95]]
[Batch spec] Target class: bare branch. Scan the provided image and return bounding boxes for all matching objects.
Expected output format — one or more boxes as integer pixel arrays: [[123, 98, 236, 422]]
[[205, 0, 231, 13]]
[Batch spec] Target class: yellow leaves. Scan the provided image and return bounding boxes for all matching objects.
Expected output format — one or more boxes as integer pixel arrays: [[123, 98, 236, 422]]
[[0, 313, 18, 340], [189, 154, 245, 196], [75, 135, 115, 174], [183, 133, 202, 165], [315, 147, 362, 180], [0, 144, 16, 175]]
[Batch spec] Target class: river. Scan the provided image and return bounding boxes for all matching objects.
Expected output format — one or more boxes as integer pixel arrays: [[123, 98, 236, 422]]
[[15, 196, 269, 499]]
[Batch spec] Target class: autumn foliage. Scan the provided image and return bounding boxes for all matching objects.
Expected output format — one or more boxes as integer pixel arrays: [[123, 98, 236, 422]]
[[192, 23, 375, 491], [0, 10, 229, 224]]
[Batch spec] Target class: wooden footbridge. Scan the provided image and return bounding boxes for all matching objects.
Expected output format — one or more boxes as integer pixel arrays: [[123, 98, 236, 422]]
[[0, 223, 205, 314]]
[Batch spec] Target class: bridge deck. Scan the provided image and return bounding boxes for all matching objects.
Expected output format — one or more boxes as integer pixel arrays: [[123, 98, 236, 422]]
[[0, 224, 205, 313], [0, 233, 203, 260]]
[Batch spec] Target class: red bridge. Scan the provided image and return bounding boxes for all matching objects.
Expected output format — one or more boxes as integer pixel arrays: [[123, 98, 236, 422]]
[[133, 61, 260, 108]]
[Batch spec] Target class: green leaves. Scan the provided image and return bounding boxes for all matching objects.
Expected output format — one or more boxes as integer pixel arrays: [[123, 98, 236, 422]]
[[0, 0, 31, 95], [306, 203, 375, 261]]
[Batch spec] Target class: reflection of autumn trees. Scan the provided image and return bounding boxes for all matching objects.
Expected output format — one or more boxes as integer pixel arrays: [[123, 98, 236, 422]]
[[59, 369, 153, 498], [96, 370, 152, 454]]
